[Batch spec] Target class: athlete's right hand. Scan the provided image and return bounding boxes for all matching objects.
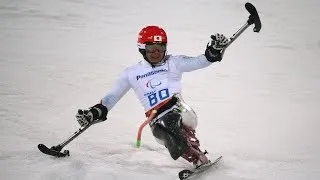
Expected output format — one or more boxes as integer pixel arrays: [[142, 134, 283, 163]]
[[76, 104, 109, 127], [76, 109, 93, 127]]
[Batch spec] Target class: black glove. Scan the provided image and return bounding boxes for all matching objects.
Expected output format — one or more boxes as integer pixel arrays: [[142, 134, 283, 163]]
[[76, 104, 108, 127], [205, 33, 229, 62]]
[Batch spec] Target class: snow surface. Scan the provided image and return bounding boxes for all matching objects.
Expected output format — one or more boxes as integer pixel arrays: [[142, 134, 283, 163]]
[[1, 0, 320, 179]]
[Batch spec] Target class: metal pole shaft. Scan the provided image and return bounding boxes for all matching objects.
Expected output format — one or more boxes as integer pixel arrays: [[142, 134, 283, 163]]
[[221, 22, 250, 58], [59, 124, 91, 148]]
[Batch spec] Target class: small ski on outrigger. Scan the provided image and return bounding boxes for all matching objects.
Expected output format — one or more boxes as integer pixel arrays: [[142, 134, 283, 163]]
[[38, 144, 70, 157], [178, 156, 222, 180], [38, 124, 91, 157]]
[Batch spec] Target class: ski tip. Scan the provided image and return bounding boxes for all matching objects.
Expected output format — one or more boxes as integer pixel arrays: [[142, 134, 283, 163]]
[[38, 143, 50, 153], [38, 143, 46, 149], [245, 2, 256, 11], [245, 2, 258, 16]]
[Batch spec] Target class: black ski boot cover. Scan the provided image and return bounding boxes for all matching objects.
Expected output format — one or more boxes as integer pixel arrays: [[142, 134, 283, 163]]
[[151, 112, 189, 160]]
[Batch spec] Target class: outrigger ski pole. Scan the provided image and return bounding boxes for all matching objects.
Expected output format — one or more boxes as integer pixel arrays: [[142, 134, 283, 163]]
[[221, 2, 262, 58]]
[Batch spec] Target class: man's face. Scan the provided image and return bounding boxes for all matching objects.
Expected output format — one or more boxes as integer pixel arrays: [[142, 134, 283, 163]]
[[145, 43, 166, 64]]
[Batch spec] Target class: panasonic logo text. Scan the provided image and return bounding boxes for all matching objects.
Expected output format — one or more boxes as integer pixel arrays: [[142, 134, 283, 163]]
[[136, 69, 168, 80]]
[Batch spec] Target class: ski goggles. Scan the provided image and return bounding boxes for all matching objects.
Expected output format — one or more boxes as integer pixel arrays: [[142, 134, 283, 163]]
[[145, 43, 167, 53]]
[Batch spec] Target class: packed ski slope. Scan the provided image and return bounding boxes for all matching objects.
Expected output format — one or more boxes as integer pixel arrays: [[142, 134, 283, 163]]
[[1, 0, 319, 179]]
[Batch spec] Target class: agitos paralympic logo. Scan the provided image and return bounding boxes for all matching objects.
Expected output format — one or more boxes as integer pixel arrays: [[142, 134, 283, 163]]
[[136, 69, 168, 80], [146, 79, 162, 89]]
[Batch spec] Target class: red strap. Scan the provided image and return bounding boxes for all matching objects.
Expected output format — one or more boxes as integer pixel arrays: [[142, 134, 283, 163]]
[[145, 98, 172, 117]]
